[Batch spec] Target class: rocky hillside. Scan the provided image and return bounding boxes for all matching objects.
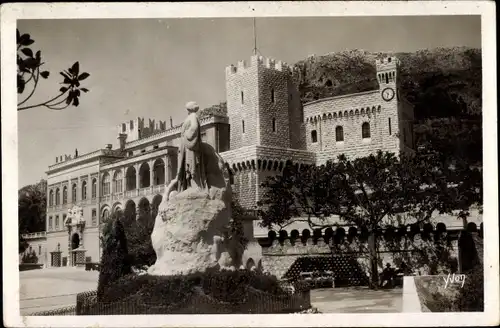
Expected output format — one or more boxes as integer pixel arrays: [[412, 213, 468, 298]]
[[293, 47, 482, 120]]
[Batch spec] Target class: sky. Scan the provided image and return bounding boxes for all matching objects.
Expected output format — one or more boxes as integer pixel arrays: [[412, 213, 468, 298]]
[[17, 16, 481, 187]]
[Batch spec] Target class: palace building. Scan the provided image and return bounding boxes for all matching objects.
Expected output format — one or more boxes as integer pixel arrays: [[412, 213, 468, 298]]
[[23, 53, 479, 272]]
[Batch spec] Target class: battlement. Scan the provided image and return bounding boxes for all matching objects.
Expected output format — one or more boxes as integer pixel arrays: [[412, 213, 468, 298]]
[[260, 222, 483, 255], [375, 56, 400, 71], [225, 55, 292, 75]]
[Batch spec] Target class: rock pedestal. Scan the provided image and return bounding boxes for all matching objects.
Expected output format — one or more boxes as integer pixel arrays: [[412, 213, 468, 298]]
[[148, 188, 232, 275]]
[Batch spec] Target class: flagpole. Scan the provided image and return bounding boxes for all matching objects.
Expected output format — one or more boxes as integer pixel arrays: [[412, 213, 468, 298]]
[[253, 17, 257, 55]]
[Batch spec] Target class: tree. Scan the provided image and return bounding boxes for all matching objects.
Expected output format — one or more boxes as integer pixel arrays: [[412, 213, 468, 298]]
[[17, 29, 91, 111], [97, 215, 131, 297], [258, 150, 482, 287], [19, 180, 47, 253]]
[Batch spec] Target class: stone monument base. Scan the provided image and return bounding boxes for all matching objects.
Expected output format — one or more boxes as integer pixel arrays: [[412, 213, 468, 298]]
[[148, 188, 232, 276]]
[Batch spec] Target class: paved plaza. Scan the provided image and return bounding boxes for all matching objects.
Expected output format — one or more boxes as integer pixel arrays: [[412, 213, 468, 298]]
[[20, 267, 98, 315], [20, 268, 402, 315], [310, 287, 403, 313]]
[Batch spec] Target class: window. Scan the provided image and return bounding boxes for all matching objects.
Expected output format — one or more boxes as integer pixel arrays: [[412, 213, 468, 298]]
[[55, 188, 60, 205], [122, 123, 126, 132], [335, 126, 344, 142], [81, 181, 87, 200], [311, 130, 318, 143], [388, 118, 392, 135], [49, 216, 53, 230], [102, 173, 110, 196], [92, 209, 97, 226], [241, 91, 244, 104], [38, 245, 41, 255], [141, 149, 146, 153], [55, 215, 60, 229], [128, 151, 133, 157], [62, 214, 66, 227], [91, 179, 97, 199], [62, 186, 67, 204], [153, 144, 159, 149], [72, 184, 77, 203], [102, 209, 110, 222], [114, 171, 123, 194], [272, 118, 276, 132], [242, 120, 245, 133], [49, 190, 54, 206], [362, 122, 371, 139], [271, 88, 275, 103]]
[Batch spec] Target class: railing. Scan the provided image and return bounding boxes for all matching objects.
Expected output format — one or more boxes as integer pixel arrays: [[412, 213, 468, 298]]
[[125, 190, 138, 198], [153, 184, 165, 194], [21, 232, 47, 239]]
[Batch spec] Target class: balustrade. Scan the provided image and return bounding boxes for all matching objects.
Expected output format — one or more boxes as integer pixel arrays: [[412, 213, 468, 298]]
[[21, 232, 47, 239]]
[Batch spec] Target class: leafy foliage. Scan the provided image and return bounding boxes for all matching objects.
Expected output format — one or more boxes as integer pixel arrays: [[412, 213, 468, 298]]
[[294, 47, 481, 117], [97, 217, 132, 297], [258, 150, 482, 287], [18, 180, 47, 253], [95, 269, 291, 312], [21, 249, 39, 264], [17, 29, 90, 111]]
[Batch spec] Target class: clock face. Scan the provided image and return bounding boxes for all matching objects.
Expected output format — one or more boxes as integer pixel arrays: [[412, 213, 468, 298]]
[[382, 87, 395, 101]]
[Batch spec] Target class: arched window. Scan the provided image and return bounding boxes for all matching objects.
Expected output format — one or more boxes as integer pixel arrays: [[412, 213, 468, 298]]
[[272, 118, 276, 132], [241, 91, 244, 104], [362, 122, 371, 139], [62, 214, 66, 227], [335, 126, 344, 142], [62, 186, 67, 204], [102, 173, 110, 196], [72, 184, 77, 203], [114, 170, 123, 193], [388, 117, 392, 135], [55, 215, 60, 230], [311, 130, 318, 143], [91, 179, 97, 199], [55, 188, 60, 205], [48, 216, 53, 231], [81, 181, 87, 200], [242, 120, 245, 134], [49, 190, 54, 206], [271, 88, 275, 103], [102, 209, 110, 222]]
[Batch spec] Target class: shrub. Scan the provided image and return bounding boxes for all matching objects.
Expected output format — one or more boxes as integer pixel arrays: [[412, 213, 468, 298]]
[[97, 218, 131, 297], [455, 266, 484, 311], [125, 215, 156, 269], [21, 250, 39, 264], [98, 269, 289, 306]]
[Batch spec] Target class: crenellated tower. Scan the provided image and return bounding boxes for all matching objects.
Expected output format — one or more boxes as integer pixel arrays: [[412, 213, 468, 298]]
[[225, 55, 304, 150]]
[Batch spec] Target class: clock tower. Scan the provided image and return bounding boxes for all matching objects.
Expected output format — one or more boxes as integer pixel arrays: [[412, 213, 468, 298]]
[[376, 56, 405, 154]]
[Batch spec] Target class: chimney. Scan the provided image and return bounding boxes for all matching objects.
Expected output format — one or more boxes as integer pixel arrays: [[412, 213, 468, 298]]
[[105, 144, 112, 150], [75, 148, 78, 158], [170, 116, 173, 128], [117, 133, 127, 150]]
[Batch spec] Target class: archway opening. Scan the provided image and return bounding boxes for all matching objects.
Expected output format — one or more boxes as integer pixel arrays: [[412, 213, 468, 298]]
[[139, 163, 151, 188], [71, 233, 80, 250], [123, 200, 136, 225], [153, 159, 165, 185], [126, 167, 137, 191]]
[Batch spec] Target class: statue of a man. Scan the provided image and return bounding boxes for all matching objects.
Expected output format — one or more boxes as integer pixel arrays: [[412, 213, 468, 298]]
[[165, 101, 207, 200]]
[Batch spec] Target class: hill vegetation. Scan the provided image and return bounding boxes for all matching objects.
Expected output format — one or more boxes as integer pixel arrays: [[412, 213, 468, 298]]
[[293, 47, 481, 120]]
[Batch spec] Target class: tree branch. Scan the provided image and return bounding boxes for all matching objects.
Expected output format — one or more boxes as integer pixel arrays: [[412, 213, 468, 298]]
[[17, 68, 40, 106], [18, 90, 68, 111]]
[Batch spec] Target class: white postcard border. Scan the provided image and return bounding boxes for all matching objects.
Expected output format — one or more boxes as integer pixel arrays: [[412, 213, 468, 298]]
[[2, 1, 498, 327]]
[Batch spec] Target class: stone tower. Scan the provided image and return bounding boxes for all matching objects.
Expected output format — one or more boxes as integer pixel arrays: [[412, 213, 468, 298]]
[[225, 55, 304, 150], [376, 56, 408, 154], [223, 55, 310, 210]]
